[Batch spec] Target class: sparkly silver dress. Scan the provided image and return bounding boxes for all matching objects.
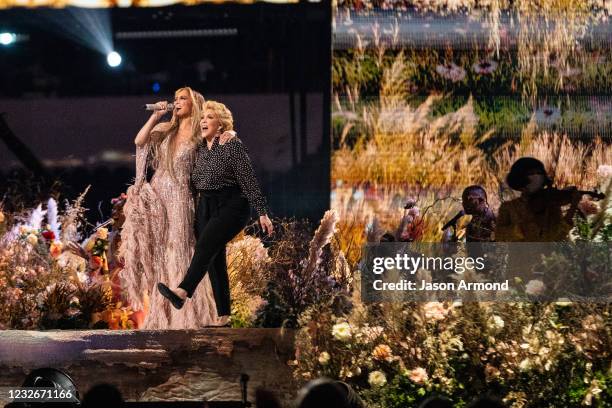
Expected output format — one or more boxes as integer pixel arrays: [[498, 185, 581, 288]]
[[120, 135, 222, 329]]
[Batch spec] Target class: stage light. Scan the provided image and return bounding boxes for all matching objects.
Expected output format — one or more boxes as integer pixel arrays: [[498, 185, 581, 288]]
[[107, 51, 122, 67], [152, 82, 161, 93], [0, 32, 17, 46]]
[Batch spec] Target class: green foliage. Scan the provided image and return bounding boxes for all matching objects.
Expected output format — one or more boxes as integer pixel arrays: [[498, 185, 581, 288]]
[[255, 281, 294, 328], [230, 302, 253, 328], [333, 52, 383, 96]]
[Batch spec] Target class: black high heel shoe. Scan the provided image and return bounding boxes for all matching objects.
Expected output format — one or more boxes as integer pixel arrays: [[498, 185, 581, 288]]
[[157, 283, 185, 310]]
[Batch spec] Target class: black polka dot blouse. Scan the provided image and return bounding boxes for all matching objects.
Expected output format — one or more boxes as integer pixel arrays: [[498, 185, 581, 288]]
[[191, 136, 269, 216]]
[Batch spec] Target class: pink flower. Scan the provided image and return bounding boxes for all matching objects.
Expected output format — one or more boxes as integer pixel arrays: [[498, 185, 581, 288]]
[[408, 207, 420, 218], [408, 367, 428, 384], [435, 63, 466, 82], [578, 200, 600, 216], [423, 301, 449, 321]]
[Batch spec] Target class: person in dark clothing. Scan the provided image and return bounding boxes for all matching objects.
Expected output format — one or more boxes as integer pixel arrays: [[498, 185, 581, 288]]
[[158, 100, 273, 323], [462, 185, 496, 242], [496, 157, 582, 242]]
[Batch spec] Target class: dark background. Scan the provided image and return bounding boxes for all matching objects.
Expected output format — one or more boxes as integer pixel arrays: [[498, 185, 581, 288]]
[[0, 1, 331, 224]]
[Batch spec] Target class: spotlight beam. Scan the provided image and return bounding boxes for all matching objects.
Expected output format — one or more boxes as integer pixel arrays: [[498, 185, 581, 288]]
[[68, 7, 113, 54], [36, 8, 113, 56]]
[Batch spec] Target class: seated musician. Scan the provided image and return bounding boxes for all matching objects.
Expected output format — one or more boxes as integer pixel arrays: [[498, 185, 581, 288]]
[[495, 157, 582, 242]]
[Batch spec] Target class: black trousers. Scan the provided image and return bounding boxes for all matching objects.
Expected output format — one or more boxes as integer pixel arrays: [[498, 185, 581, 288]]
[[178, 187, 250, 316]]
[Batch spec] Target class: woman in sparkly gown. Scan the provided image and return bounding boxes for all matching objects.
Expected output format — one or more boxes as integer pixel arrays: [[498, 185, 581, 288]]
[[120, 87, 227, 329]]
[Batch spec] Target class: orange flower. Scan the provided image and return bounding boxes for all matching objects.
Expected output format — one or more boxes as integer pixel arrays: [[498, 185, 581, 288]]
[[96, 227, 109, 240], [91, 256, 103, 268], [49, 242, 63, 258], [372, 344, 393, 361]]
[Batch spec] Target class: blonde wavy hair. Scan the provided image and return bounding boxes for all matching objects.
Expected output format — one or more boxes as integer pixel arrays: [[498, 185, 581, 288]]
[[150, 86, 204, 180], [203, 100, 234, 132]]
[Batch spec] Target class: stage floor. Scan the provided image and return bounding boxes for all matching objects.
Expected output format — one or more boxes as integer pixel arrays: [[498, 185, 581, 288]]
[[0, 328, 296, 405]]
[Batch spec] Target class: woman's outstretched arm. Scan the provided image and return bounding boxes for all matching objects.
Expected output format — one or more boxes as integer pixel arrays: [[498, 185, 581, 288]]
[[135, 102, 168, 146], [227, 139, 274, 235]]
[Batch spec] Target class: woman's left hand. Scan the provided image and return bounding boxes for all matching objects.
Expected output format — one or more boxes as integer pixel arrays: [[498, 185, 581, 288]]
[[219, 130, 237, 145], [259, 215, 274, 236]]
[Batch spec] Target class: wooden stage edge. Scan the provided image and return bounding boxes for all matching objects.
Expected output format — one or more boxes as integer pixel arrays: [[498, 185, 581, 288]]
[[0, 328, 297, 405]]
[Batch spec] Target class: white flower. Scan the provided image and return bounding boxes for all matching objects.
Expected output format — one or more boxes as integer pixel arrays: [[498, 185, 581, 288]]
[[368, 370, 387, 387], [488, 315, 505, 331], [332, 322, 352, 341], [534, 106, 561, 125], [76, 271, 88, 283], [583, 381, 603, 406], [408, 367, 428, 384], [66, 307, 80, 317], [554, 298, 573, 307], [44, 283, 57, 294], [525, 279, 545, 296], [318, 351, 331, 365], [519, 358, 531, 371], [435, 63, 466, 82], [596, 165, 612, 180], [26, 233, 38, 246], [36, 292, 46, 307], [472, 59, 498, 75]]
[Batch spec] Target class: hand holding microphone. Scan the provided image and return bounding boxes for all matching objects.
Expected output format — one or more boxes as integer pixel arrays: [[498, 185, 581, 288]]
[[145, 101, 174, 120], [441, 210, 465, 231]]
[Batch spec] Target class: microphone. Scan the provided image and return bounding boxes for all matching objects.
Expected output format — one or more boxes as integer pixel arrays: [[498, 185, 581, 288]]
[[144, 103, 174, 111], [441, 210, 465, 231]]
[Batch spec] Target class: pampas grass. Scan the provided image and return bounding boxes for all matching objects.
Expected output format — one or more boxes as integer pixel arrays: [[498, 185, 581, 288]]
[[61, 186, 90, 243], [304, 210, 339, 275], [27, 204, 46, 231], [46, 198, 61, 242], [227, 232, 271, 327]]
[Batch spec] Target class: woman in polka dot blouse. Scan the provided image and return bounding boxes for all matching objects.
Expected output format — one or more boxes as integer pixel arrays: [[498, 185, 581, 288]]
[[157, 100, 273, 324]]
